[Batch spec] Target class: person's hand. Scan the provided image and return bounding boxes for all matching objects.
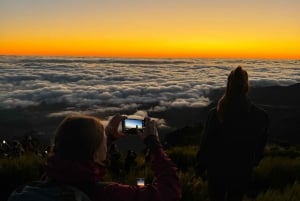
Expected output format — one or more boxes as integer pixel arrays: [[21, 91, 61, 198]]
[[139, 117, 159, 141], [105, 114, 127, 142]]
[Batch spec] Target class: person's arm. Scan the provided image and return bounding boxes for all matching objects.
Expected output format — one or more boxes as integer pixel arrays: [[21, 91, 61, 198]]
[[103, 117, 181, 201], [145, 135, 181, 201], [195, 109, 216, 178]]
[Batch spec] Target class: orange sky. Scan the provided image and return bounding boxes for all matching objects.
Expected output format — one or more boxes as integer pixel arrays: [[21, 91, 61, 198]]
[[1, 0, 300, 58]]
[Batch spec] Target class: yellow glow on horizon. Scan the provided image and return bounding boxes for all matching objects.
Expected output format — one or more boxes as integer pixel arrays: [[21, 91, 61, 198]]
[[1, 35, 299, 59], [1, 1, 299, 59]]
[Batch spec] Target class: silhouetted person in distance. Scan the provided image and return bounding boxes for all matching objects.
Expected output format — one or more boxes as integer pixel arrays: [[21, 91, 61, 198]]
[[43, 145, 52, 158], [21, 135, 34, 153], [108, 143, 122, 179], [196, 66, 269, 201], [1, 140, 11, 157], [125, 149, 137, 174], [12, 140, 24, 157]]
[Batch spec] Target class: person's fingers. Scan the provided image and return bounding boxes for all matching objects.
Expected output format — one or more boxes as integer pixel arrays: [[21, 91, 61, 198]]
[[144, 119, 157, 136], [144, 119, 152, 135], [107, 114, 127, 140], [152, 121, 159, 137], [154, 123, 158, 136], [144, 117, 150, 127], [110, 114, 126, 127]]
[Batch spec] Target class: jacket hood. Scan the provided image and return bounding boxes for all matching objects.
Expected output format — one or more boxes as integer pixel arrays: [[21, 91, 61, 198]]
[[45, 154, 106, 183]]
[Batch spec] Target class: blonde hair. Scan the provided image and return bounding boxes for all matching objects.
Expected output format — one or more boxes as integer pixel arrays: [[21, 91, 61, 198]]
[[51, 115, 105, 160], [217, 66, 249, 122]]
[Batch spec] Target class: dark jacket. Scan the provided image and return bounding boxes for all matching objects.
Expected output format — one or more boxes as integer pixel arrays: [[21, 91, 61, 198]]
[[45, 136, 182, 201], [196, 98, 269, 179]]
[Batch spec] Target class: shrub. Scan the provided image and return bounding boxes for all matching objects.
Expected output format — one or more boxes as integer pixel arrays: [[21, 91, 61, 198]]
[[166, 146, 198, 171], [253, 157, 300, 190], [0, 154, 44, 200], [255, 182, 300, 201], [178, 169, 208, 201]]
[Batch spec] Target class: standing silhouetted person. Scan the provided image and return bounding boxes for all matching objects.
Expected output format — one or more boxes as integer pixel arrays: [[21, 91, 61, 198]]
[[196, 66, 269, 201], [125, 149, 137, 174], [108, 143, 122, 179]]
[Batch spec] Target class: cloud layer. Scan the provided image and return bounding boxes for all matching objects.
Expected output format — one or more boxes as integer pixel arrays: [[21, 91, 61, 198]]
[[1, 57, 299, 113]]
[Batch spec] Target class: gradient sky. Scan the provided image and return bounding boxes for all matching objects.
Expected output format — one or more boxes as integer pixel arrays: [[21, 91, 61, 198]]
[[1, 0, 300, 58]]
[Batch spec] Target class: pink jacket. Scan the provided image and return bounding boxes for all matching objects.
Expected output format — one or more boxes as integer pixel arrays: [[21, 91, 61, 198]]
[[46, 142, 182, 201]]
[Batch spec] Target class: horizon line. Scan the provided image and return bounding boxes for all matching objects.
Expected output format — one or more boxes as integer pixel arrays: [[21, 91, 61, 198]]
[[1, 54, 299, 60]]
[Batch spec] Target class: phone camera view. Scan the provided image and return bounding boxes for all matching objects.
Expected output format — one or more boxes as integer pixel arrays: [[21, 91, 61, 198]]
[[123, 119, 144, 134], [136, 178, 145, 187]]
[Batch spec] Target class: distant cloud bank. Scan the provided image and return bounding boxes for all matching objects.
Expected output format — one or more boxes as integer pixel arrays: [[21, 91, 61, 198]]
[[0, 57, 299, 113]]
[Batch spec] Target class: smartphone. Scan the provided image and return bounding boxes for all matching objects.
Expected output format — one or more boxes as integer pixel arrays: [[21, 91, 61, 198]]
[[122, 118, 145, 134]]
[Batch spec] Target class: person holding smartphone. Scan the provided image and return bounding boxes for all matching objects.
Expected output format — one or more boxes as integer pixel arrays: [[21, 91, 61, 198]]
[[9, 114, 181, 201]]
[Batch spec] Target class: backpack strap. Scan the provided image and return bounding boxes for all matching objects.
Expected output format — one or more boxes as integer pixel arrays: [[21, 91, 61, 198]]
[[10, 180, 114, 201], [71, 181, 115, 200], [10, 181, 92, 201]]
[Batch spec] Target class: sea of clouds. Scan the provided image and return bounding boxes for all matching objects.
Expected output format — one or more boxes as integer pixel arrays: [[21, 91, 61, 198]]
[[0, 56, 299, 117]]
